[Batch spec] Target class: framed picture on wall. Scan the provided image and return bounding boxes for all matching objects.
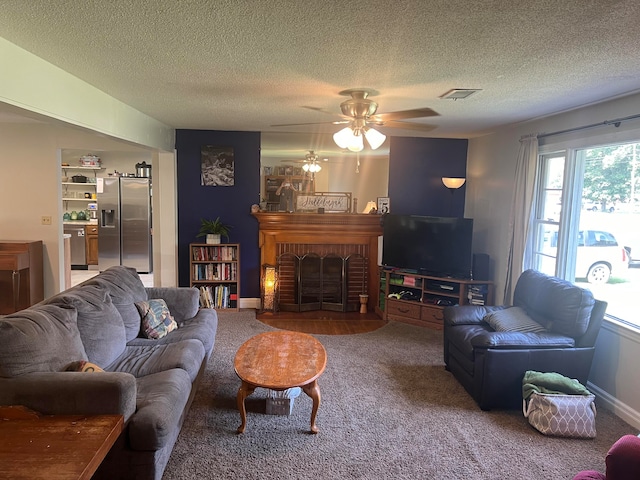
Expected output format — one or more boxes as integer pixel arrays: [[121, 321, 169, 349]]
[[377, 197, 390, 214], [201, 146, 234, 186]]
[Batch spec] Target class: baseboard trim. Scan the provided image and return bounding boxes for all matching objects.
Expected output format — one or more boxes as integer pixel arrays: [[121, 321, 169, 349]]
[[239, 297, 260, 310], [588, 381, 640, 430]]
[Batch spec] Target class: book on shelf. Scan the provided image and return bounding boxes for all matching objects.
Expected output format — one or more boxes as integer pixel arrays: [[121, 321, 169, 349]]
[[193, 263, 237, 281], [191, 245, 237, 262], [197, 284, 238, 309]]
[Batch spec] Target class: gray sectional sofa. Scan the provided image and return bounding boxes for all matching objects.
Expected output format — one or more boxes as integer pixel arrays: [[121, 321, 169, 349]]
[[0, 266, 218, 480]]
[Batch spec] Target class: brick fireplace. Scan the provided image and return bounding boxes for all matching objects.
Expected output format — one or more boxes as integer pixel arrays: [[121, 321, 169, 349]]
[[253, 213, 383, 314]]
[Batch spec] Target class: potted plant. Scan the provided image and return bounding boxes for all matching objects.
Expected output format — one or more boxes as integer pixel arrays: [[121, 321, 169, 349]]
[[196, 217, 233, 244]]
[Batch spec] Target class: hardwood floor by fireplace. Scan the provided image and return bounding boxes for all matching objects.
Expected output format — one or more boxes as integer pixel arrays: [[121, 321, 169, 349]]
[[256, 310, 387, 335]]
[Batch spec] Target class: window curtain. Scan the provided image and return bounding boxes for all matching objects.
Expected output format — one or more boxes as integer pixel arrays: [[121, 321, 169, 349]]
[[503, 134, 539, 303]]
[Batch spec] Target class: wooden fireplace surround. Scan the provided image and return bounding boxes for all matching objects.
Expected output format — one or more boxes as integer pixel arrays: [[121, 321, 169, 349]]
[[253, 212, 383, 313]]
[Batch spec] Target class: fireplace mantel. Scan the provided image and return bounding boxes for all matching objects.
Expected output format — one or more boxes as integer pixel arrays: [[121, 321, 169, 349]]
[[253, 213, 383, 312]]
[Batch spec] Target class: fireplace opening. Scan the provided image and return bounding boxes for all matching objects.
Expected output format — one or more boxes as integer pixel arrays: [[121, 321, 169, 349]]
[[277, 252, 366, 312]]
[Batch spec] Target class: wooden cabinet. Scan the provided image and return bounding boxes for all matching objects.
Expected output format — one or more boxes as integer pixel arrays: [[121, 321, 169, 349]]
[[189, 243, 240, 311], [0, 241, 44, 314], [85, 225, 98, 265], [379, 268, 494, 329]]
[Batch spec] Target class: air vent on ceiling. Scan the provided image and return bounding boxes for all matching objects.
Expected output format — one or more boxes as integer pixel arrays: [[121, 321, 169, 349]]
[[439, 89, 481, 100]]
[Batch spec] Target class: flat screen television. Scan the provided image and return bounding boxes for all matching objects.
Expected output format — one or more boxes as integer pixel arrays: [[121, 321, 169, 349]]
[[382, 215, 474, 279]]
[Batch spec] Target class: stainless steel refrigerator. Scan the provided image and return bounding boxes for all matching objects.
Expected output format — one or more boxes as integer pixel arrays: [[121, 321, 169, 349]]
[[98, 177, 152, 273]]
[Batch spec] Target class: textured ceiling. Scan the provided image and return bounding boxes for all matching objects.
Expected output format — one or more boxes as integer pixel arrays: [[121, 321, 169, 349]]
[[2, 0, 640, 160]]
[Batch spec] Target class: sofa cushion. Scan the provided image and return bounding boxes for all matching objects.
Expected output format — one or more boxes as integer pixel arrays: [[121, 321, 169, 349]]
[[145, 287, 200, 322], [105, 339, 205, 382], [513, 269, 595, 338], [135, 298, 178, 339], [85, 265, 148, 342], [128, 368, 192, 450], [484, 307, 546, 333], [51, 284, 127, 368], [0, 304, 87, 377]]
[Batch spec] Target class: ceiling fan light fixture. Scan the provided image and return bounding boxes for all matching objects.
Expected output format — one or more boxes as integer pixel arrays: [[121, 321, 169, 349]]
[[333, 127, 354, 149], [364, 127, 386, 150], [303, 162, 321, 173], [347, 132, 364, 152]]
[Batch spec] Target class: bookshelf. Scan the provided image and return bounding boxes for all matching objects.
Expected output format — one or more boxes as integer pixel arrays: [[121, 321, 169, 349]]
[[189, 243, 240, 311], [379, 268, 493, 329]]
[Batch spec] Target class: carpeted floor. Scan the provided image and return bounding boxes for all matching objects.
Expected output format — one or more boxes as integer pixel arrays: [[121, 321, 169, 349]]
[[163, 310, 635, 480]]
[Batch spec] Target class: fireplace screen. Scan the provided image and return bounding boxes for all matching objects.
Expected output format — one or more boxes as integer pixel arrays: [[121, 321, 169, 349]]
[[276, 252, 366, 312]]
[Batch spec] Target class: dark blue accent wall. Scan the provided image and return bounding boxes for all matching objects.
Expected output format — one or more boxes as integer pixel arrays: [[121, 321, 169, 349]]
[[388, 137, 468, 217], [175, 132, 468, 300], [176, 130, 261, 298]]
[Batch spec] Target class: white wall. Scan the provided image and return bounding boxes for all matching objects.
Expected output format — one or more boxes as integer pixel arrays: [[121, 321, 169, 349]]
[[0, 121, 178, 297], [153, 151, 179, 287], [467, 91, 640, 429]]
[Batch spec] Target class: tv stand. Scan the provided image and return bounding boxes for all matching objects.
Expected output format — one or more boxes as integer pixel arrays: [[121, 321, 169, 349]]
[[377, 268, 493, 329]]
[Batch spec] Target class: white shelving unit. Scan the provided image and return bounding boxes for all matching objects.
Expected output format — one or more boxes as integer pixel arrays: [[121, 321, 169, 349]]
[[61, 165, 103, 210]]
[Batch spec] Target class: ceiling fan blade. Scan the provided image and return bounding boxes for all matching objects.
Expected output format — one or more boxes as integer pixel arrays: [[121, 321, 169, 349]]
[[271, 120, 349, 127], [378, 120, 438, 132], [301, 106, 337, 115], [372, 107, 439, 122]]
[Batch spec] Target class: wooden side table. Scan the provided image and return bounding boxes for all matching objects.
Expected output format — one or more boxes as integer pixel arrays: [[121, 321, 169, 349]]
[[0, 406, 123, 480], [0, 240, 44, 314]]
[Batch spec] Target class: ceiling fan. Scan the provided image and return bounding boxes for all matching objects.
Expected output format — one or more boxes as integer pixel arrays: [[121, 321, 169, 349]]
[[280, 150, 328, 172], [272, 89, 439, 151]]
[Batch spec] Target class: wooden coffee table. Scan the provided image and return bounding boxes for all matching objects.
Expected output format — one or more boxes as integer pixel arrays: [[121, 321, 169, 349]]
[[234, 330, 327, 434]]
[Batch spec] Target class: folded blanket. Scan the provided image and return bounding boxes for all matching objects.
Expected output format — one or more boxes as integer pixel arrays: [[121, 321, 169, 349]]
[[522, 370, 591, 400]]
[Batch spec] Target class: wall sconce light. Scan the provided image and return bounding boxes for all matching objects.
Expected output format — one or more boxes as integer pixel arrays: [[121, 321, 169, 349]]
[[442, 177, 466, 190], [261, 264, 279, 313], [442, 177, 466, 217]]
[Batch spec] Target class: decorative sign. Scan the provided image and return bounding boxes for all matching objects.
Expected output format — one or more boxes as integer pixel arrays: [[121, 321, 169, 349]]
[[296, 193, 351, 213], [377, 197, 390, 214]]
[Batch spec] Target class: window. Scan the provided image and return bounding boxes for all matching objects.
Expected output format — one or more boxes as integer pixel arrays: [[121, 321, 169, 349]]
[[529, 141, 639, 328]]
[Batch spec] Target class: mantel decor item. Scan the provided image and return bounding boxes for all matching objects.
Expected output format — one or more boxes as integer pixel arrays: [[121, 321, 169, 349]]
[[196, 217, 233, 244], [377, 197, 390, 214]]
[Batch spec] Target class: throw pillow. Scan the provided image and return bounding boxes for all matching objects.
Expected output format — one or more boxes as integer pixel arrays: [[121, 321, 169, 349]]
[[65, 360, 104, 372], [484, 306, 546, 333], [136, 298, 178, 339]]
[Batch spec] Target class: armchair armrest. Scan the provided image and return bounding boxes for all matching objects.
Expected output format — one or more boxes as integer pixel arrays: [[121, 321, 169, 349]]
[[146, 287, 199, 321], [0, 372, 137, 421], [444, 305, 506, 326], [470, 331, 576, 349]]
